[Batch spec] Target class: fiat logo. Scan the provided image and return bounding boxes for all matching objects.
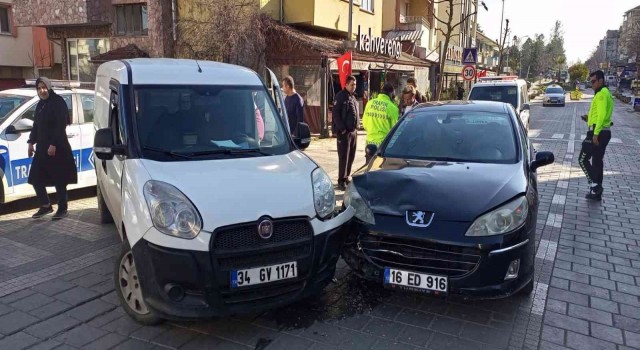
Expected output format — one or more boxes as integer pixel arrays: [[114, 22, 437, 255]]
[[257, 219, 274, 240]]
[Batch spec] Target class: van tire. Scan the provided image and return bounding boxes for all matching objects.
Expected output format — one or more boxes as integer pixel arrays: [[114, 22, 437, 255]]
[[115, 242, 163, 325], [97, 184, 114, 224]]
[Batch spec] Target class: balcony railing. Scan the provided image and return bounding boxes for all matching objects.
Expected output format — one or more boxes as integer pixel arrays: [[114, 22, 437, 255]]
[[399, 15, 431, 29]]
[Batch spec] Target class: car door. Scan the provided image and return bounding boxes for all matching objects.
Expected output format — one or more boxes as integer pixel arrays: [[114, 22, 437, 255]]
[[78, 93, 96, 184], [100, 88, 126, 227], [265, 68, 289, 134], [62, 93, 83, 177], [5, 98, 39, 197]]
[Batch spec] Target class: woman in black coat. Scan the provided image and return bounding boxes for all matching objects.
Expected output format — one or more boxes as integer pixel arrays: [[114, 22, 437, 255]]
[[27, 77, 77, 220]]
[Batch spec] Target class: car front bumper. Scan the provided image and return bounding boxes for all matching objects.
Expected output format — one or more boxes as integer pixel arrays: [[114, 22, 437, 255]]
[[130, 209, 354, 320], [544, 99, 565, 105], [342, 219, 535, 299]]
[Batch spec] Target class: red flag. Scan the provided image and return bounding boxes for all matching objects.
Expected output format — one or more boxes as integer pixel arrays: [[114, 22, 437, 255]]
[[337, 51, 352, 89]]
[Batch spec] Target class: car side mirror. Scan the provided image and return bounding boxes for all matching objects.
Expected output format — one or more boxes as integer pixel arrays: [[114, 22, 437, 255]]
[[7, 119, 34, 134], [522, 103, 530, 111], [93, 128, 125, 160], [294, 122, 311, 150], [365, 144, 378, 158], [531, 151, 554, 171]]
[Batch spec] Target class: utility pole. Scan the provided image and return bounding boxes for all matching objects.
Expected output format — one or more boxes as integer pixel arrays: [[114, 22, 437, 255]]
[[498, 0, 505, 51]]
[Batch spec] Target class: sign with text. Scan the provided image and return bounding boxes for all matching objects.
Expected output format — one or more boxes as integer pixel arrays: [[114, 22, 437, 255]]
[[441, 42, 463, 66], [356, 26, 402, 59], [462, 48, 477, 64]]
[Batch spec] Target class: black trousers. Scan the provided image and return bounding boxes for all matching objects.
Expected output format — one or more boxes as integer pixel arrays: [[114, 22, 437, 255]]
[[33, 184, 68, 210], [337, 131, 357, 185], [579, 130, 611, 186]]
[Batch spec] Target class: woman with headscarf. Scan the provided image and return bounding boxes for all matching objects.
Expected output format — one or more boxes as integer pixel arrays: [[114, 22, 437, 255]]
[[27, 77, 77, 220]]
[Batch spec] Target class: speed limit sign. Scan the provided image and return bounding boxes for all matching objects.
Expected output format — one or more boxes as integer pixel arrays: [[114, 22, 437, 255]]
[[462, 65, 476, 81]]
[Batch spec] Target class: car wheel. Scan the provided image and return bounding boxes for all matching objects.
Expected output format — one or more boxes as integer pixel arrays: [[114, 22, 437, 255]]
[[521, 280, 534, 295], [115, 243, 163, 325], [97, 184, 114, 224], [561, 103, 565, 107]]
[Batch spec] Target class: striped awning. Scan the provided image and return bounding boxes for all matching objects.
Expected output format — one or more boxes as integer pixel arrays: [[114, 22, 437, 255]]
[[384, 30, 424, 42]]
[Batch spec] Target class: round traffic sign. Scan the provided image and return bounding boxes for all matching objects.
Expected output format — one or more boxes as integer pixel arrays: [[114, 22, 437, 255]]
[[462, 65, 476, 81]]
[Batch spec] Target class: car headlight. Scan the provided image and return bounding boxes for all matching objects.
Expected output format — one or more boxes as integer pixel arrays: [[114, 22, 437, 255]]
[[343, 182, 375, 225], [312, 168, 335, 218], [465, 196, 528, 236], [143, 181, 202, 239]]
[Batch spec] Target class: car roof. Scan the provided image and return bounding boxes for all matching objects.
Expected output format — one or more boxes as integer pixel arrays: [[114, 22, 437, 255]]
[[545, 85, 563, 89], [97, 58, 264, 86], [412, 100, 510, 113], [0, 88, 94, 97]]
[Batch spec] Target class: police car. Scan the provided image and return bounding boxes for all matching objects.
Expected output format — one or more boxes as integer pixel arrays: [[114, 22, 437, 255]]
[[0, 81, 96, 204], [467, 76, 530, 130]]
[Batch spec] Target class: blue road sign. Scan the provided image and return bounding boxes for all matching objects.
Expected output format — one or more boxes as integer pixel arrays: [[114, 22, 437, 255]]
[[462, 48, 477, 64]]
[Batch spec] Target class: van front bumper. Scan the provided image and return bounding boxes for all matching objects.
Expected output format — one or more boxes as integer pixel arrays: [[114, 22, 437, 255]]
[[131, 209, 354, 320]]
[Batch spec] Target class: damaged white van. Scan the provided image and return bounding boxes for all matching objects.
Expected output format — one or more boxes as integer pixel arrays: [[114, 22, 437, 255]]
[[92, 58, 353, 324]]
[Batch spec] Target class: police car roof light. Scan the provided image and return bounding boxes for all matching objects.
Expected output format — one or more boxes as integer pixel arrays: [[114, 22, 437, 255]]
[[24, 79, 82, 89]]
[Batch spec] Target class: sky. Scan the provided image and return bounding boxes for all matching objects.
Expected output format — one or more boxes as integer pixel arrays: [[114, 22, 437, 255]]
[[476, 0, 639, 64]]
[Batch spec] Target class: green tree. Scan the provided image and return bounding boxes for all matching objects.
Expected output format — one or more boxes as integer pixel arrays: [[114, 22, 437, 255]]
[[544, 21, 567, 73], [568, 62, 589, 82]]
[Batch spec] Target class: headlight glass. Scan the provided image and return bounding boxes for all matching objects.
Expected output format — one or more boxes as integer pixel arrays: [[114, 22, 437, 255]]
[[143, 181, 202, 239], [312, 168, 335, 218], [343, 182, 375, 225], [465, 196, 528, 236]]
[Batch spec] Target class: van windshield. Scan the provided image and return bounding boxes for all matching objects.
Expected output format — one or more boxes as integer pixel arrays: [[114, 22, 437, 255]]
[[134, 85, 292, 160], [468, 86, 518, 109], [0, 95, 30, 122]]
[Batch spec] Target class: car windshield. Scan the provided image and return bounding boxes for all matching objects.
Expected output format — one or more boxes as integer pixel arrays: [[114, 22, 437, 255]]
[[0, 95, 30, 122], [468, 86, 518, 109], [383, 109, 518, 163], [545, 87, 564, 94], [134, 85, 291, 160]]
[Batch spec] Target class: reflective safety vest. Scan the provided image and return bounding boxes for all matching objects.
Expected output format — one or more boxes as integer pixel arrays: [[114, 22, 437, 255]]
[[362, 94, 400, 146]]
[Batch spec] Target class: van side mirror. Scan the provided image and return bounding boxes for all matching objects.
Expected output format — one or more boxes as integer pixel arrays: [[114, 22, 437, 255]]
[[522, 103, 530, 111], [94, 128, 125, 160], [6, 119, 34, 134], [294, 122, 311, 150], [531, 151, 554, 171]]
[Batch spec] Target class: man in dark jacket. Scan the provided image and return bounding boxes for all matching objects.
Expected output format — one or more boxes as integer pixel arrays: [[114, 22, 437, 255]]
[[28, 77, 77, 220], [282, 76, 304, 137], [332, 75, 359, 190]]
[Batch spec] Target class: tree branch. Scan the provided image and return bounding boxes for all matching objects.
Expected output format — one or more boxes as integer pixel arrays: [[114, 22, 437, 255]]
[[451, 11, 477, 31]]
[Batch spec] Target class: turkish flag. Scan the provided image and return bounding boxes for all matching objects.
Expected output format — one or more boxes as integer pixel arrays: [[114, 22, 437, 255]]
[[478, 69, 487, 78], [337, 51, 352, 89]]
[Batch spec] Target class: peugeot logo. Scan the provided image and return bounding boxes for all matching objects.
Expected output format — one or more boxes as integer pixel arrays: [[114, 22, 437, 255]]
[[257, 219, 274, 240], [406, 210, 435, 228]]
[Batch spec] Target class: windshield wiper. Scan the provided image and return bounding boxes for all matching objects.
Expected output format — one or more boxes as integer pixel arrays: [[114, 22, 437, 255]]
[[186, 148, 272, 157], [142, 147, 194, 159]]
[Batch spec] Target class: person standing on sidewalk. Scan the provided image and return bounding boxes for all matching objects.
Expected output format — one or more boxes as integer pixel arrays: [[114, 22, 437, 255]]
[[362, 83, 400, 163], [27, 77, 77, 220], [400, 85, 419, 116], [332, 75, 359, 190], [282, 76, 304, 137], [579, 70, 613, 201]]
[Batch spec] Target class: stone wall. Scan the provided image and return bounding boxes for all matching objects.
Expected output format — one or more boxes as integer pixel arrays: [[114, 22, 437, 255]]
[[12, 0, 110, 27]]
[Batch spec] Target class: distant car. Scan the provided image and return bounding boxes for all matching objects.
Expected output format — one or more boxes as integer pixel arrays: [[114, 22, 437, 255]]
[[543, 85, 565, 107], [342, 101, 555, 299]]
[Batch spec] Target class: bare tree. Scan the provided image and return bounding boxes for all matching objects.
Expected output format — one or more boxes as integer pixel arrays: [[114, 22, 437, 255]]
[[432, 0, 484, 100], [619, 20, 640, 64]]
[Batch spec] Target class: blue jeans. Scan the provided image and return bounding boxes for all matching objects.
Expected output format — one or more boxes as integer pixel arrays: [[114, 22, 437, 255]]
[[33, 184, 68, 210]]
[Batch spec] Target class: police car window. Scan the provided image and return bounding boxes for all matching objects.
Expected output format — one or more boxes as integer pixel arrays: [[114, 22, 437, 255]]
[[61, 95, 74, 123], [384, 110, 517, 163], [80, 94, 94, 123], [133, 85, 290, 160], [19, 103, 37, 121], [468, 86, 518, 109], [0, 95, 30, 122]]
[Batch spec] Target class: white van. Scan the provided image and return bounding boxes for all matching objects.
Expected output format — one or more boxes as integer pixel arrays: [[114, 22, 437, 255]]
[[0, 83, 96, 204], [467, 76, 530, 130], [92, 58, 354, 324]]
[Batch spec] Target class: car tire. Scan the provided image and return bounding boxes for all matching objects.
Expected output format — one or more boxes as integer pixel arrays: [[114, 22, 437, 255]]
[[521, 280, 534, 295], [114, 242, 163, 325], [97, 183, 114, 224], [561, 103, 565, 107]]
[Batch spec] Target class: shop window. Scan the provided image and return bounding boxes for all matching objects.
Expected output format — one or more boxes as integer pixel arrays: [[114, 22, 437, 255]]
[[116, 4, 148, 36], [0, 5, 11, 35], [361, 0, 374, 12]]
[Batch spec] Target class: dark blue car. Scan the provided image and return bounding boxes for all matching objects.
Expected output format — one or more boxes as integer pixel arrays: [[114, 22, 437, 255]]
[[342, 101, 555, 299]]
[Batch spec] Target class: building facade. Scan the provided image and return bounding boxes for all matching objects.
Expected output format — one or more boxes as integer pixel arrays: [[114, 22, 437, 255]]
[[11, 0, 174, 83], [0, 0, 62, 89]]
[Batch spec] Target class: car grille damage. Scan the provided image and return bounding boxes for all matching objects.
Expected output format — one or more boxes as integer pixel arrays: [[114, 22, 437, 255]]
[[359, 235, 481, 277], [210, 218, 313, 305]]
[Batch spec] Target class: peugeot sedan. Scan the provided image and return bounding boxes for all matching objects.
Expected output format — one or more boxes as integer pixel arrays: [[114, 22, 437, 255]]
[[342, 101, 554, 299]]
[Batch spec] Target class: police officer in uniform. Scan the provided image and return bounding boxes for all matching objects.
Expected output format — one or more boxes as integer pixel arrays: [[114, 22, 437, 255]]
[[332, 75, 359, 191], [362, 83, 400, 163], [579, 70, 613, 201]]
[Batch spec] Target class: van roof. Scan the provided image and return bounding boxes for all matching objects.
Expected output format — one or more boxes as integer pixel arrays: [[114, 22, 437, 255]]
[[97, 58, 264, 86]]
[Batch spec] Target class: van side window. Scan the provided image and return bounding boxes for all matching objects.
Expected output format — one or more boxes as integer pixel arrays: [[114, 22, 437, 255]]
[[109, 91, 125, 145]]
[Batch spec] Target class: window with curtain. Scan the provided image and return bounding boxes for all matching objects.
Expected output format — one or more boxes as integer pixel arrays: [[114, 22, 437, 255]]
[[0, 6, 11, 34], [116, 4, 149, 36]]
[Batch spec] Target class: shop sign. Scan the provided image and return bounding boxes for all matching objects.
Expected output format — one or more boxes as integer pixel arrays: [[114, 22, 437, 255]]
[[356, 25, 402, 59], [443, 43, 463, 66]]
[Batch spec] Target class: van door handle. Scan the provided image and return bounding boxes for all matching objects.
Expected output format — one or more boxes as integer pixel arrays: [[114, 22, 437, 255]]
[[66, 133, 77, 138]]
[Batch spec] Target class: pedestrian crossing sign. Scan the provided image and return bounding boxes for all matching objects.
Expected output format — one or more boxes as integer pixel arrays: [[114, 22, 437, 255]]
[[462, 48, 477, 64]]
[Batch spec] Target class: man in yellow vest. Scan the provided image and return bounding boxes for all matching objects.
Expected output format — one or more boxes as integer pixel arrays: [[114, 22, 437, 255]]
[[362, 83, 399, 163], [579, 70, 613, 201]]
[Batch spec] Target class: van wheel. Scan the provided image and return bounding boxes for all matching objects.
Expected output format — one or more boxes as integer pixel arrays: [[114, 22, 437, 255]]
[[115, 243, 163, 325], [97, 184, 114, 224]]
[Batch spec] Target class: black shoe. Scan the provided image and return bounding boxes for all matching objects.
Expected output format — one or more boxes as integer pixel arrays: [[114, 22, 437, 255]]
[[52, 208, 68, 220], [32, 206, 53, 219], [336, 183, 346, 191], [585, 189, 602, 201]]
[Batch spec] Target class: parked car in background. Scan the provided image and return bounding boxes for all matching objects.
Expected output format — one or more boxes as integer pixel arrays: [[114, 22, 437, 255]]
[[0, 82, 96, 204], [543, 85, 566, 107]]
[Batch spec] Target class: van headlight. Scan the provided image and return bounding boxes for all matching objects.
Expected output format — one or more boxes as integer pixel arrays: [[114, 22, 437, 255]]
[[143, 181, 202, 239], [343, 182, 375, 225], [312, 168, 335, 218], [466, 196, 528, 236]]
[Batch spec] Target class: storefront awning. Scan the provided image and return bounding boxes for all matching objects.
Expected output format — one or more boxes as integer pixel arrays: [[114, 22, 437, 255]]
[[384, 30, 424, 42]]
